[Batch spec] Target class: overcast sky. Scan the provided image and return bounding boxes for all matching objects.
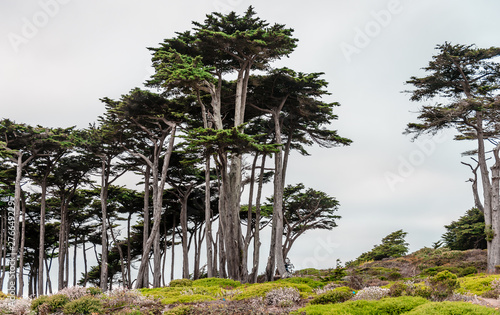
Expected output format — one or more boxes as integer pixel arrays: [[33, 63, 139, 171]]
[[2, 0, 500, 276]]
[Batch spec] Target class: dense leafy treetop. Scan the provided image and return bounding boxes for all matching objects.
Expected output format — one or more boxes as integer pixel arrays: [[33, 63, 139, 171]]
[[405, 43, 500, 139], [442, 208, 486, 250]]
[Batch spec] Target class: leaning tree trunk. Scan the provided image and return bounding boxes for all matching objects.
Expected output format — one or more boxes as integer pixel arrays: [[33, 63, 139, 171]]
[[476, 111, 496, 273], [135, 126, 176, 289]]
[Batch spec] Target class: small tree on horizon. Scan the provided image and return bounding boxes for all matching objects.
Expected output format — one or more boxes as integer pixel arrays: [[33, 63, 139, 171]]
[[355, 229, 409, 264]]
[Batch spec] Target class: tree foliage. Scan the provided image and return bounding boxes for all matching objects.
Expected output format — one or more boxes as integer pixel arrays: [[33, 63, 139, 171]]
[[355, 230, 409, 264], [442, 208, 486, 250]]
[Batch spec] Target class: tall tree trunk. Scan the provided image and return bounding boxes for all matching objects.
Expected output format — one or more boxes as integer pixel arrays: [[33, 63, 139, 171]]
[[141, 165, 151, 288], [490, 143, 500, 273], [272, 109, 286, 277], [153, 228, 161, 287], [170, 215, 175, 282], [58, 200, 67, 291], [73, 234, 77, 287], [217, 223, 227, 278], [242, 153, 258, 282], [204, 155, 214, 278], [181, 193, 190, 279], [82, 235, 88, 287], [135, 126, 176, 289], [38, 177, 47, 295], [251, 155, 266, 283], [127, 213, 132, 288], [476, 111, 495, 273], [99, 158, 111, 291]]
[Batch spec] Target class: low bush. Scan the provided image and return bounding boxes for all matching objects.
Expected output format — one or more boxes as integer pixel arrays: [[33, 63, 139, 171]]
[[32, 294, 70, 313], [87, 286, 103, 296], [192, 277, 241, 288], [62, 296, 103, 315], [294, 296, 428, 314], [406, 300, 497, 314], [429, 270, 459, 300], [457, 274, 500, 296], [276, 277, 323, 290], [169, 279, 193, 287], [309, 286, 354, 305], [232, 282, 311, 301]]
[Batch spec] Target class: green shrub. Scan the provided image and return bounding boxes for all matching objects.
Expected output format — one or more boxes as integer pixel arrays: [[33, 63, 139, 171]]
[[86, 287, 102, 296], [32, 294, 70, 313], [231, 282, 311, 301], [309, 286, 354, 305], [62, 296, 104, 314], [31, 295, 50, 313], [294, 296, 428, 315], [429, 270, 459, 299], [457, 274, 500, 296], [276, 277, 323, 290], [388, 271, 402, 280], [169, 279, 193, 287], [375, 296, 429, 313], [406, 301, 497, 314], [458, 266, 477, 277], [389, 282, 407, 297], [192, 277, 241, 288]]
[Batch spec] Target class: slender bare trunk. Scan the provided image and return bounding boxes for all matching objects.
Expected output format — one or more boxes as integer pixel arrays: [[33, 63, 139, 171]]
[[170, 216, 175, 282], [251, 155, 266, 283], [38, 178, 47, 295], [204, 156, 214, 278], [100, 159, 109, 291], [135, 126, 176, 289], [142, 165, 150, 287], [181, 194, 190, 279]]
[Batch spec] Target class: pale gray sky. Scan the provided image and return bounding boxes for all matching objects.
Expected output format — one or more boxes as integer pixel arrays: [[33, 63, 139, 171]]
[[2, 0, 500, 277]]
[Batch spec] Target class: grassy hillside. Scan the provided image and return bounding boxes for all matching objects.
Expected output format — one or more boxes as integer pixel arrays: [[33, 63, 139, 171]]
[[2, 248, 500, 314]]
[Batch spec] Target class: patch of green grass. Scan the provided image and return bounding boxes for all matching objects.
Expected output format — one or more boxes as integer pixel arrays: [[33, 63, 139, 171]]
[[140, 287, 216, 304], [294, 296, 428, 315], [192, 277, 241, 288], [456, 274, 500, 295], [276, 277, 323, 290], [406, 301, 499, 314], [231, 282, 311, 300]]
